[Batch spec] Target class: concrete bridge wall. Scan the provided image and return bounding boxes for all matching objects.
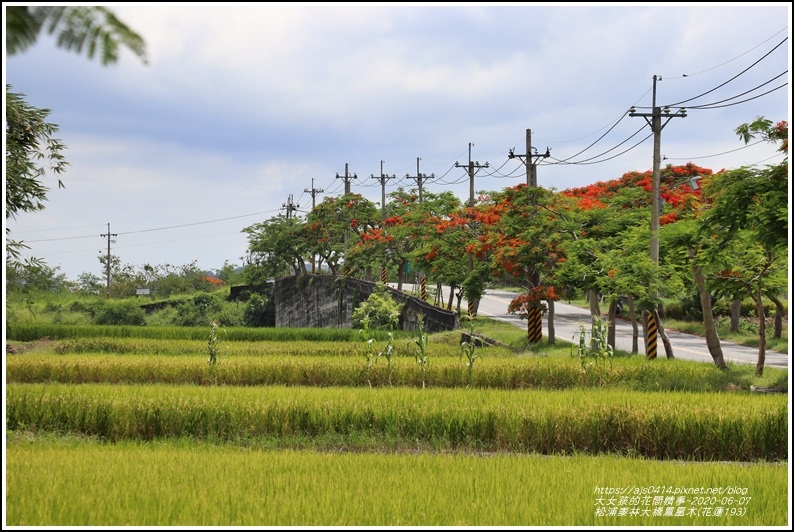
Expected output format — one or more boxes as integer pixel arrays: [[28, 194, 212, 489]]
[[274, 275, 460, 332]]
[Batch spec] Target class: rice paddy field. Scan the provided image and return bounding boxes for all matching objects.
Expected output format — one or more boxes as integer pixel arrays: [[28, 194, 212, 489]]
[[4, 323, 791, 526]]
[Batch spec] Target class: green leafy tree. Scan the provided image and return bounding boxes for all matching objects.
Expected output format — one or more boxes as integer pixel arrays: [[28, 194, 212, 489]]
[[4, 88, 69, 264], [698, 117, 787, 376], [243, 215, 311, 280]]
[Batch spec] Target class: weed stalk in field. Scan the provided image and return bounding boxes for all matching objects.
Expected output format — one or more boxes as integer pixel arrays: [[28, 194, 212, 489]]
[[572, 317, 613, 385], [381, 323, 396, 385], [358, 317, 377, 386], [460, 316, 481, 387], [413, 315, 429, 388], [207, 321, 225, 378]]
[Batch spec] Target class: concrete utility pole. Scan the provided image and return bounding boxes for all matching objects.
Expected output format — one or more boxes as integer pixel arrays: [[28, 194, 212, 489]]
[[370, 160, 395, 220], [629, 75, 687, 265], [282, 194, 299, 219], [629, 75, 687, 360], [454, 142, 490, 207], [303, 180, 323, 274], [336, 163, 357, 195], [405, 157, 434, 204], [99, 222, 117, 297], [304, 178, 324, 211], [508, 129, 550, 187]]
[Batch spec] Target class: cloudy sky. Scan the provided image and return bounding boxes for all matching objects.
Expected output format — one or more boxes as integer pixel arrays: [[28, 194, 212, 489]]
[[4, 3, 790, 282]]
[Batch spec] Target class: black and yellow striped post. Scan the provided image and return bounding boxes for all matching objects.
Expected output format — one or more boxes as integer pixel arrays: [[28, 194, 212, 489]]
[[645, 310, 658, 360], [380, 267, 388, 284], [527, 304, 543, 343], [420, 276, 427, 301], [342, 264, 351, 277], [468, 298, 476, 318]]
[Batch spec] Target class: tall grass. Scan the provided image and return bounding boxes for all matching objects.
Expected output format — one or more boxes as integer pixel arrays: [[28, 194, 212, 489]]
[[6, 383, 786, 461]]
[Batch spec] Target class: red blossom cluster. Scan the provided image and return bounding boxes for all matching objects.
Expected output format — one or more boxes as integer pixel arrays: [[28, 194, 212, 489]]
[[203, 275, 225, 287]]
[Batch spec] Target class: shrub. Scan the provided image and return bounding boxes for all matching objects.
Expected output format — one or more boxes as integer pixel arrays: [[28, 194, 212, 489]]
[[92, 300, 146, 326], [351, 284, 402, 330], [243, 294, 275, 327]]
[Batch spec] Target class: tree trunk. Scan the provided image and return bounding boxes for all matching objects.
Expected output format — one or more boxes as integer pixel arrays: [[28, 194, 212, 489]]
[[730, 298, 741, 332], [769, 294, 784, 339], [606, 299, 617, 350], [587, 289, 601, 350], [651, 307, 675, 359], [447, 284, 456, 311], [753, 289, 766, 376], [690, 258, 727, 369], [547, 299, 556, 344], [627, 295, 639, 354], [396, 259, 406, 292], [642, 310, 649, 354]]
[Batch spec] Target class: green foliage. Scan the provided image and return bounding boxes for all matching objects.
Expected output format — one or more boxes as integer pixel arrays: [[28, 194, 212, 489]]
[[5, 6, 148, 65], [172, 292, 224, 327], [5, 87, 69, 264], [459, 317, 482, 386], [413, 315, 430, 388], [358, 316, 378, 385], [207, 322, 225, 368], [571, 317, 614, 385], [351, 283, 402, 330], [243, 293, 275, 327], [91, 300, 146, 326]]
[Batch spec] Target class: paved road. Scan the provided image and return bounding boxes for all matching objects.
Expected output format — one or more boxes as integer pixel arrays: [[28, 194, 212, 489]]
[[475, 289, 789, 371]]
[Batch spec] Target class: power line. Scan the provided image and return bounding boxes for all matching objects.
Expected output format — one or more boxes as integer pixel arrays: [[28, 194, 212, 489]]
[[665, 27, 788, 80], [683, 72, 788, 109], [644, 37, 788, 109], [663, 139, 765, 161]]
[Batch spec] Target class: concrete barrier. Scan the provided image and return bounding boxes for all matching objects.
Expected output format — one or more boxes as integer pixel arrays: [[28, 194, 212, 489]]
[[274, 274, 460, 332]]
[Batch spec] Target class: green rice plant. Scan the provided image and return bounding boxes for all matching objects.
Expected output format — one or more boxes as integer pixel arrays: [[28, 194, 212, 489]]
[[6, 350, 787, 392], [6, 438, 788, 526], [7, 383, 787, 461], [7, 323, 407, 343]]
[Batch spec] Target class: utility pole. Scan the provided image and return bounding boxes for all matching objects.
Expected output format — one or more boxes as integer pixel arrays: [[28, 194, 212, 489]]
[[99, 222, 117, 298], [629, 75, 686, 265], [282, 194, 299, 219], [336, 163, 357, 195], [454, 142, 490, 207], [508, 129, 550, 187], [370, 160, 395, 220], [629, 75, 687, 360], [405, 157, 434, 204], [303, 180, 324, 274], [507, 129, 551, 341], [304, 178, 324, 211]]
